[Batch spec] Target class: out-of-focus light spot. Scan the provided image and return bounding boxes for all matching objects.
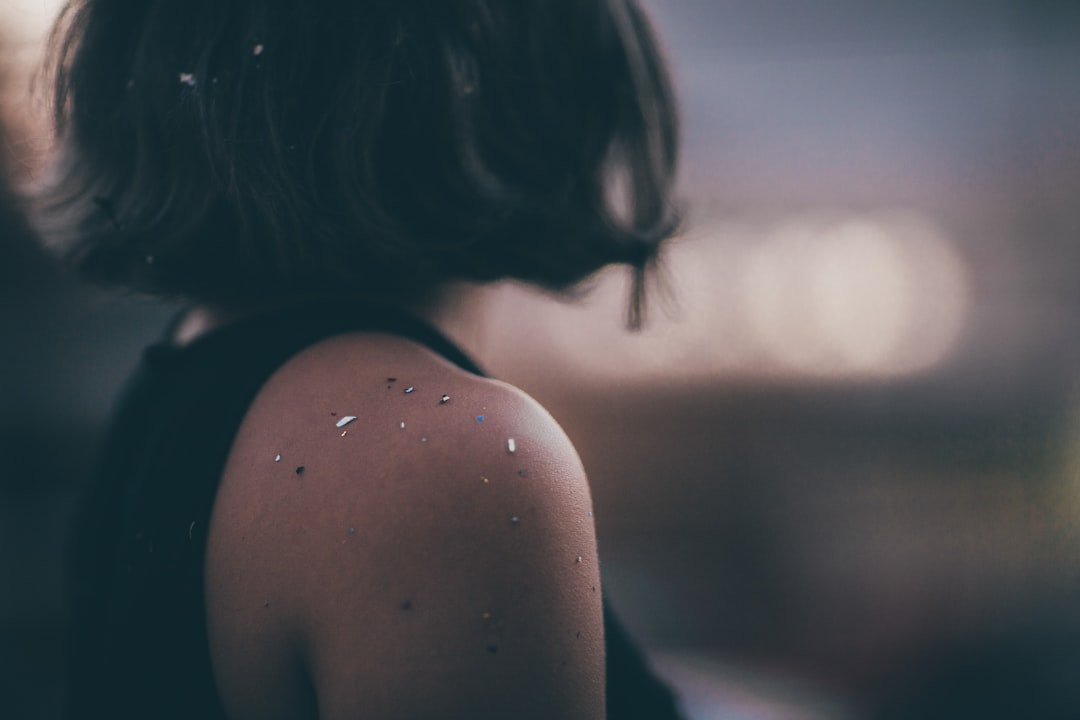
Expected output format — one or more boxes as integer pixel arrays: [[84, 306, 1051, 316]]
[[808, 220, 912, 370], [0, 1, 64, 37], [481, 211, 970, 386], [742, 221, 829, 371], [738, 212, 969, 377]]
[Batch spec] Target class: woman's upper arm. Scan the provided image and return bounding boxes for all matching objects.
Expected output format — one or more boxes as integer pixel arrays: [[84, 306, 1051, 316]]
[[206, 335, 605, 720]]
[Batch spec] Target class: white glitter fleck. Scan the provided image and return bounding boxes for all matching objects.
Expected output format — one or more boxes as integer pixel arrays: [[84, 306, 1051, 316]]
[[253, 43, 265, 56], [179, 72, 196, 87], [440, 394, 450, 404], [336, 416, 357, 428], [400, 421, 406, 429], [507, 438, 516, 454], [510, 516, 520, 525], [274, 454, 281, 462]]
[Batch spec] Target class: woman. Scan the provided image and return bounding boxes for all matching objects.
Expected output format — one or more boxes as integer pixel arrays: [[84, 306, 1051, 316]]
[[40, 1, 683, 718]]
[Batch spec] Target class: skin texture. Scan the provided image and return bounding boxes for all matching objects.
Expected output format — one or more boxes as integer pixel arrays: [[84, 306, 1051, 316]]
[[204, 332, 605, 720]]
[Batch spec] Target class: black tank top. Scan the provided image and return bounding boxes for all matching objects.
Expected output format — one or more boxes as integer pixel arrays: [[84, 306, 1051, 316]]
[[65, 299, 684, 719]]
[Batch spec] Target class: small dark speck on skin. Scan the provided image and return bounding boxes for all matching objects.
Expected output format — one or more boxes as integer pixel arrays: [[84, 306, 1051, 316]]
[[264, 602, 270, 608], [517, 469, 528, 477], [401, 600, 413, 611], [486, 645, 499, 655], [296, 466, 305, 476], [510, 516, 520, 526], [576, 631, 582, 639]]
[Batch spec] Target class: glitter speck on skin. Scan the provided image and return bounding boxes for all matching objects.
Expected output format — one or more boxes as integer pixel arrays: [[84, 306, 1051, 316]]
[[575, 556, 582, 564], [296, 466, 305, 476], [336, 416, 357, 428], [481, 612, 491, 620], [507, 438, 516, 454], [440, 394, 450, 404], [274, 454, 281, 462], [179, 72, 196, 87], [348, 527, 356, 534], [404, 387, 415, 394], [341, 430, 348, 437], [588, 512, 593, 518], [421, 437, 428, 443], [510, 516, 520, 526], [476, 415, 484, 422], [481, 476, 489, 484], [400, 421, 406, 429], [517, 469, 528, 477], [253, 43, 264, 56]]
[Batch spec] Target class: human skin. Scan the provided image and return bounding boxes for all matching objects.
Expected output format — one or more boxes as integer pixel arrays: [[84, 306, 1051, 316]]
[[204, 325, 606, 719]]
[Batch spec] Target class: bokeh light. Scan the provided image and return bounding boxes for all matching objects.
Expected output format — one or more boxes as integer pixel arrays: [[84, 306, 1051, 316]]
[[488, 210, 970, 385]]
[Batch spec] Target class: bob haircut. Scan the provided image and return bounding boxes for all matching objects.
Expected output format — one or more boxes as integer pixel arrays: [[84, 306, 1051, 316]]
[[39, 0, 680, 324]]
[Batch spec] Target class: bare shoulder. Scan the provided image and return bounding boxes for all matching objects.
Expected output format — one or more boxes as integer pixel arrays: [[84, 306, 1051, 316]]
[[205, 333, 604, 720]]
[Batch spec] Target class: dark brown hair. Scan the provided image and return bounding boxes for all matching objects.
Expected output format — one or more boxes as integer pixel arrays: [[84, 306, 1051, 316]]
[[39, 0, 679, 323]]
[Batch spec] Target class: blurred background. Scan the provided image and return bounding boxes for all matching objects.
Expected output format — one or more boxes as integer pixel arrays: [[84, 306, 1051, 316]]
[[2, 1, 1080, 718]]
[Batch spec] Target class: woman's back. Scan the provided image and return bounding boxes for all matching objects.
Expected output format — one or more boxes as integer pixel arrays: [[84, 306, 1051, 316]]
[[66, 300, 683, 719]]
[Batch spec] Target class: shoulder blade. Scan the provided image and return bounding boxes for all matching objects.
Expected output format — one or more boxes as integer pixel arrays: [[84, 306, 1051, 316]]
[[206, 333, 605, 720]]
